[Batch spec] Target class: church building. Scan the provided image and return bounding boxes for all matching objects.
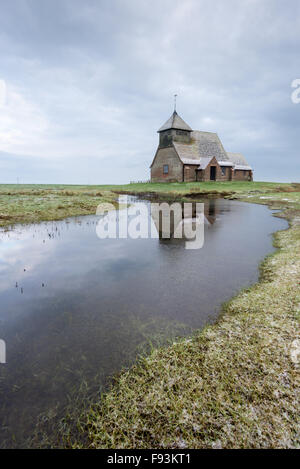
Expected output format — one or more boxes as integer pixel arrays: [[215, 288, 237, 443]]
[[150, 111, 253, 182]]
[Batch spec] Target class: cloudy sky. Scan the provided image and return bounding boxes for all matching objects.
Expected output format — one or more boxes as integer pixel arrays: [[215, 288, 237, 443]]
[[0, 0, 299, 184]]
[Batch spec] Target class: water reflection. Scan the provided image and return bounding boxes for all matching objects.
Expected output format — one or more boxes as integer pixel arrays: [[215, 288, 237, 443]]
[[151, 199, 218, 245], [0, 198, 287, 447]]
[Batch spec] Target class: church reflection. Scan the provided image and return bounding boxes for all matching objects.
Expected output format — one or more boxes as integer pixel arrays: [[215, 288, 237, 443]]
[[151, 199, 219, 245]]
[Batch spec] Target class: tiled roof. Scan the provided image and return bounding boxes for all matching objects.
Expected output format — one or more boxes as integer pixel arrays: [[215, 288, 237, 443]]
[[227, 152, 252, 170], [218, 160, 233, 167], [198, 157, 214, 169], [173, 131, 229, 165], [173, 139, 252, 171], [234, 164, 253, 171], [173, 142, 200, 163], [192, 131, 230, 161], [181, 158, 201, 165], [158, 111, 193, 132]]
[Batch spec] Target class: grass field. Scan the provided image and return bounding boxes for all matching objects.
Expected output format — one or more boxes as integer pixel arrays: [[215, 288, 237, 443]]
[[0, 185, 118, 227], [1, 181, 300, 228], [100, 180, 299, 195]]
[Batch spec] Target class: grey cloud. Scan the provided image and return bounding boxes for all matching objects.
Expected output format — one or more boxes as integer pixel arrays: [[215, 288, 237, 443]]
[[0, 0, 299, 184]]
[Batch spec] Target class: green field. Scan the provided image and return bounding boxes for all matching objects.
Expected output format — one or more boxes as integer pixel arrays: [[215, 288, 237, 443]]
[[0, 185, 118, 227], [1, 181, 300, 228], [97, 180, 299, 195]]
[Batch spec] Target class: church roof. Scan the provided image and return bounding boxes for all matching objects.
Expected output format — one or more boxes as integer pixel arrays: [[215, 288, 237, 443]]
[[173, 131, 229, 164], [173, 142, 200, 164], [191, 131, 230, 161], [226, 152, 251, 168], [158, 111, 193, 132], [172, 134, 252, 170]]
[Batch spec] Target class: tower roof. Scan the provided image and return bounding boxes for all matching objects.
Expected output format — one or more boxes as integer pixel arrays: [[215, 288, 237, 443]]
[[158, 111, 193, 133]]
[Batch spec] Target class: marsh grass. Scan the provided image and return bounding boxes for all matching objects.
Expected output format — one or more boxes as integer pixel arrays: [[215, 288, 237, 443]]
[[0, 185, 118, 228], [70, 192, 300, 449], [25, 317, 192, 449], [0, 181, 299, 228]]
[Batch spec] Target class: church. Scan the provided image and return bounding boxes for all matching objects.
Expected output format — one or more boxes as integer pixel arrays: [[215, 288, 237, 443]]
[[150, 110, 253, 183]]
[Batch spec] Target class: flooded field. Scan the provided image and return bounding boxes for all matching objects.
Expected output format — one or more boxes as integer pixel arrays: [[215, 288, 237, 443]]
[[0, 198, 287, 447]]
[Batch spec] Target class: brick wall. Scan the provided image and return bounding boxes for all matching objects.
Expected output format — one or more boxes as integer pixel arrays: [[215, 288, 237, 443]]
[[218, 166, 233, 181], [183, 165, 198, 182], [151, 147, 183, 182], [233, 170, 253, 181], [151, 149, 253, 183]]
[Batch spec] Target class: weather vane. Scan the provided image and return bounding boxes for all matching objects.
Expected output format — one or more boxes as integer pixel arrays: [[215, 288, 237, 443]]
[[174, 94, 177, 112]]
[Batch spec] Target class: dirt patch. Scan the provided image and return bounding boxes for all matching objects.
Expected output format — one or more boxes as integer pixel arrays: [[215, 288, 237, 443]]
[[185, 191, 235, 199], [275, 185, 300, 193], [113, 190, 236, 200]]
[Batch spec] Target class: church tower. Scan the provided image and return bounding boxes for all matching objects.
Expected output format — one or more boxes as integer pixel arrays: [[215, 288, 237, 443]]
[[157, 111, 193, 148]]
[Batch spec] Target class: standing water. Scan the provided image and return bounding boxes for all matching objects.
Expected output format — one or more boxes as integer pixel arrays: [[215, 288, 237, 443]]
[[0, 198, 287, 447]]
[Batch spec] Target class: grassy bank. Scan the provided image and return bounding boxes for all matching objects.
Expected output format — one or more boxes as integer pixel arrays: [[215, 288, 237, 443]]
[[72, 190, 300, 449], [0, 185, 118, 227], [1, 181, 299, 228]]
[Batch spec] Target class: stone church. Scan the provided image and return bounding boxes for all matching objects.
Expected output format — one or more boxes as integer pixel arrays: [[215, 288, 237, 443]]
[[150, 111, 253, 182]]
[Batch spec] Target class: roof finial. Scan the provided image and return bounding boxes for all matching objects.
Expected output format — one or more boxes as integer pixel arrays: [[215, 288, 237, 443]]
[[174, 94, 177, 113]]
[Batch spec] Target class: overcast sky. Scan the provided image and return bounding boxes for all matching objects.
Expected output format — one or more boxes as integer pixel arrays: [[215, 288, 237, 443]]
[[0, 0, 299, 184]]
